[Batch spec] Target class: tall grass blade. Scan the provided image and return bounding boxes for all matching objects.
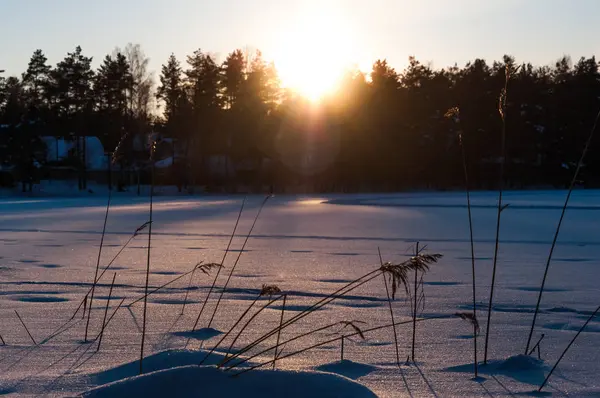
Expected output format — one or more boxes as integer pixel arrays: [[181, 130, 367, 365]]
[[140, 154, 155, 375], [96, 273, 117, 351], [84, 188, 112, 342], [446, 106, 479, 377], [411, 242, 419, 361], [224, 293, 282, 359], [273, 294, 287, 370], [378, 248, 400, 367], [69, 221, 149, 321], [484, 65, 514, 364], [539, 305, 600, 391], [206, 195, 271, 329], [14, 310, 36, 345], [93, 298, 126, 342], [192, 196, 246, 330], [525, 109, 600, 354]]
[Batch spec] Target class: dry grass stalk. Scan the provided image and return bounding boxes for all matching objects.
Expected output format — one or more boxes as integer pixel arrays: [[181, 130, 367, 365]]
[[485, 64, 517, 364], [446, 106, 479, 377], [14, 310, 36, 345], [273, 294, 287, 370], [69, 220, 152, 321], [525, 108, 600, 354], [140, 144, 156, 375], [378, 247, 401, 367], [202, 286, 282, 365], [223, 291, 283, 359], [455, 312, 480, 334], [84, 187, 112, 342], [93, 298, 126, 342], [231, 314, 453, 374], [221, 252, 441, 368], [191, 196, 246, 333], [181, 264, 199, 315], [96, 273, 117, 351], [127, 263, 207, 307], [539, 305, 600, 391], [411, 242, 420, 361], [206, 195, 272, 329]]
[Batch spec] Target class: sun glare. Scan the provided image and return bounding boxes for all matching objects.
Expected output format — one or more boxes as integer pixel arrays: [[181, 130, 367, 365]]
[[274, 6, 353, 101]]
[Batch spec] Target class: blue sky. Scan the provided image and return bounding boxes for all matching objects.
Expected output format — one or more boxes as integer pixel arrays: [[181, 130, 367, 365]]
[[1, 0, 599, 78]]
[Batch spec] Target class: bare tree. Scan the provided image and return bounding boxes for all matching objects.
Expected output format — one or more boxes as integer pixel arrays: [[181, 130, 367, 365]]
[[115, 43, 155, 120]]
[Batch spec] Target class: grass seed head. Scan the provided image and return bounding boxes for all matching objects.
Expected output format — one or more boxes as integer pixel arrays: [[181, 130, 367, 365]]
[[197, 262, 223, 275], [133, 221, 152, 237], [339, 320, 366, 340], [455, 312, 480, 334], [380, 253, 442, 299], [260, 284, 282, 297]]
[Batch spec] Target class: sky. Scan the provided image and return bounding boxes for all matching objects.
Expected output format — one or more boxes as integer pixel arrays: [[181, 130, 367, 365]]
[[1, 0, 599, 80]]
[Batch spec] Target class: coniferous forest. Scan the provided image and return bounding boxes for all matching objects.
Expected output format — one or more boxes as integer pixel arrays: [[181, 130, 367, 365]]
[[1, 45, 600, 192]]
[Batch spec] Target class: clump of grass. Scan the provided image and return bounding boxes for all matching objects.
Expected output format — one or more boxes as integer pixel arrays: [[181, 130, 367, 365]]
[[231, 314, 459, 374], [220, 252, 441, 368], [201, 284, 283, 365], [223, 285, 284, 359]]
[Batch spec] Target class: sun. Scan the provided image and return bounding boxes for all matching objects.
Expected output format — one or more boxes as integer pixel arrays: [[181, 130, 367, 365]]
[[273, 5, 353, 101]]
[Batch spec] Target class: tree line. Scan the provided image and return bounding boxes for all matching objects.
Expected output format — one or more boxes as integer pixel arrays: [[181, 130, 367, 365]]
[[1, 44, 600, 192]]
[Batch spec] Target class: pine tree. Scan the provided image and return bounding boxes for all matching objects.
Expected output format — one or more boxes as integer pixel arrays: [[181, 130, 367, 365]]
[[21, 49, 52, 118], [221, 49, 246, 109], [157, 54, 184, 123], [50, 46, 95, 189]]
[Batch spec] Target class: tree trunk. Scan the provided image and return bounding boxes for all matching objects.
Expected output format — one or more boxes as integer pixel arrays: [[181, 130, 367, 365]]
[[82, 136, 87, 190]]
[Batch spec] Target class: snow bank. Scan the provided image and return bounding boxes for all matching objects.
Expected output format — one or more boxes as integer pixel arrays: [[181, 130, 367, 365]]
[[315, 359, 378, 380], [446, 354, 548, 385], [84, 365, 377, 398], [89, 349, 227, 385]]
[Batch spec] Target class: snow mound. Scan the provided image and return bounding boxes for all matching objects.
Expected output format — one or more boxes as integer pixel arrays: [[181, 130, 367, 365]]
[[446, 355, 548, 385], [89, 349, 227, 385], [497, 354, 546, 373], [83, 365, 377, 398], [316, 360, 378, 379]]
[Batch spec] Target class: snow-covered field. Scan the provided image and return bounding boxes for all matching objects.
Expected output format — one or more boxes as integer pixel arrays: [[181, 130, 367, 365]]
[[1, 191, 599, 397]]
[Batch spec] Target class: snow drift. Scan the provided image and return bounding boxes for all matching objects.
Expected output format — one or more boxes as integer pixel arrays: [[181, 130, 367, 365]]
[[83, 365, 377, 397]]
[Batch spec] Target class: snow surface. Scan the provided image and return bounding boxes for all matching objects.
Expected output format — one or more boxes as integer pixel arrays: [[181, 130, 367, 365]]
[[0, 191, 599, 396]]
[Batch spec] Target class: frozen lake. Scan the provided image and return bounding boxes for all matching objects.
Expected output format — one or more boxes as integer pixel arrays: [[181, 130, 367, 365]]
[[0, 191, 599, 396]]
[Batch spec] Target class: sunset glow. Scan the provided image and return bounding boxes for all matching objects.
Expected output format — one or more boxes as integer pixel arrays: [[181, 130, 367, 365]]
[[273, 5, 354, 101]]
